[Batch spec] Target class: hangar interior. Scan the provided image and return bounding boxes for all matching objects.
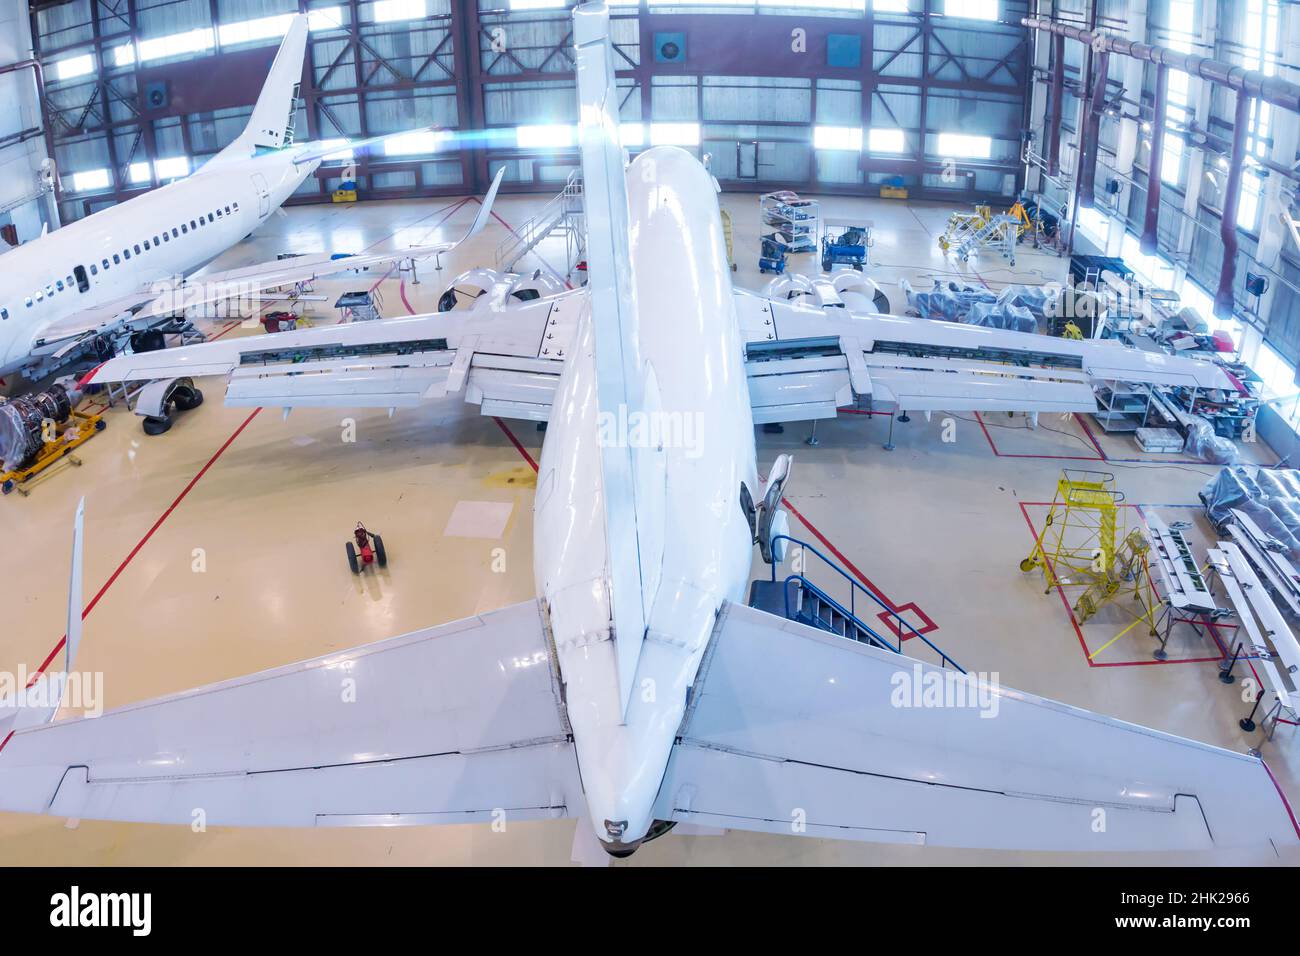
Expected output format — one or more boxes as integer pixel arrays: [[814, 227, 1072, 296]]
[[1, 0, 1300, 865]]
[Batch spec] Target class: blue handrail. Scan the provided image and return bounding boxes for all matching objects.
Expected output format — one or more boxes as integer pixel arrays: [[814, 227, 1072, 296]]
[[771, 533, 965, 673], [782, 574, 899, 654]]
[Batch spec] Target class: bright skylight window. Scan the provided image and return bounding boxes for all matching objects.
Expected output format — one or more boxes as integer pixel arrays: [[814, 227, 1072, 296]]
[[942, 0, 997, 19], [382, 130, 445, 156], [71, 169, 111, 192], [509, 0, 567, 8], [937, 132, 991, 159], [153, 156, 190, 180], [374, 0, 426, 23], [318, 138, 355, 161], [218, 9, 342, 46], [515, 124, 576, 149], [868, 127, 905, 153], [650, 123, 700, 146], [757, 0, 865, 9], [814, 126, 863, 151], [136, 28, 214, 63], [874, 0, 909, 10], [128, 162, 152, 183], [54, 54, 94, 80], [112, 44, 135, 66]]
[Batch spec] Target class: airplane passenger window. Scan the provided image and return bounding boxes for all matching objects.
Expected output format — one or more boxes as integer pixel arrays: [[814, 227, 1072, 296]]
[[25, 298, 32, 307], [102, 259, 110, 269], [233, 202, 239, 211], [215, 209, 222, 218], [190, 220, 197, 229], [153, 236, 160, 245], [134, 244, 141, 254], [172, 228, 179, 238], [56, 280, 64, 291], [143, 240, 150, 250], [90, 264, 98, 275], [35, 292, 43, 302], [181, 224, 188, 234], [1, 309, 8, 320], [162, 233, 169, 242], [113, 254, 120, 264], [224, 206, 231, 214], [123, 249, 131, 260], [207, 214, 214, 223]]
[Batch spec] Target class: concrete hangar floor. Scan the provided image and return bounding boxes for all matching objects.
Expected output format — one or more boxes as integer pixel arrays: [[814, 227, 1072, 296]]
[[0, 189, 1295, 866]]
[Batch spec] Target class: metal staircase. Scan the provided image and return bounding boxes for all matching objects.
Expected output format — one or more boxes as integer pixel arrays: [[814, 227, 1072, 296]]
[[494, 170, 585, 278], [748, 534, 964, 672]]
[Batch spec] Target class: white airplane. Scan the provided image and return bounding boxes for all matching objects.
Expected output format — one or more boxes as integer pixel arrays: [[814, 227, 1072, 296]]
[[0, 14, 501, 388], [1, 3, 1296, 860]]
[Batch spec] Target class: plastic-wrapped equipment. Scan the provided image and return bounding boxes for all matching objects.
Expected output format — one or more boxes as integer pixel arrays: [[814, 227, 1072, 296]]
[[1201, 465, 1300, 563], [1185, 416, 1240, 465]]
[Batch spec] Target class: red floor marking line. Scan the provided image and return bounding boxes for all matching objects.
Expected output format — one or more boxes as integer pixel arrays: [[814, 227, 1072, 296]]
[[779, 496, 938, 637], [973, 411, 1103, 462], [18, 408, 263, 690], [494, 417, 539, 472]]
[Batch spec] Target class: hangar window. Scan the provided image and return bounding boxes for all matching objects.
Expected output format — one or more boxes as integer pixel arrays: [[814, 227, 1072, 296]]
[[936, 132, 992, 158], [942, 0, 998, 19]]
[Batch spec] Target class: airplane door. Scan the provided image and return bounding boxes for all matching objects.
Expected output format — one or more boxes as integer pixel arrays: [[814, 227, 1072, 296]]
[[73, 265, 90, 293], [252, 173, 271, 216]]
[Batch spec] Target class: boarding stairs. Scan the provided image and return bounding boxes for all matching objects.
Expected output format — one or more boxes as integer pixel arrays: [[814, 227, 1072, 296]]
[[748, 534, 964, 672], [494, 171, 585, 279], [954, 213, 1019, 265]]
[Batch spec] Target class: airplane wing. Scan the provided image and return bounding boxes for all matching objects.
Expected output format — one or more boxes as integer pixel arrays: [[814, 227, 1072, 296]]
[[0, 600, 582, 828], [83, 289, 583, 419], [738, 289, 1235, 421], [31, 170, 506, 350], [654, 602, 1298, 851]]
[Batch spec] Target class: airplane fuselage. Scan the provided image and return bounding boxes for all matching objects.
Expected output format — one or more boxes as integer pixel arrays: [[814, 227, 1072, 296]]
[[533, 146, 759, 851], [0, 150, 318, 376]]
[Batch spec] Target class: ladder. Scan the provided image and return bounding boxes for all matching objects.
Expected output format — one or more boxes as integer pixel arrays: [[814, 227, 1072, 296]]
[[494, 171, 585, 278], [749, 534, 964, 671]]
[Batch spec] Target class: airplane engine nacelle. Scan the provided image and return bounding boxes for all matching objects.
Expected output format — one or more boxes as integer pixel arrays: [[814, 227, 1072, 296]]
[[831, 270, 891, 315], [437, 267, 505, 312], [506, 270, 565, 305], [761, 274, 816, 302]]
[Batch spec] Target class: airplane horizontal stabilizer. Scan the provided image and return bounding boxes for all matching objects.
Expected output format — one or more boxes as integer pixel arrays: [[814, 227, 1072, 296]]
[[656, 602, 1300, 852]]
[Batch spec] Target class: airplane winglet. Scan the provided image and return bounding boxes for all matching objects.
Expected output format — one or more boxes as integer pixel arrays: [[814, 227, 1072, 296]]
[[65, 497, 85, 675], [460, 167, 507, 246]]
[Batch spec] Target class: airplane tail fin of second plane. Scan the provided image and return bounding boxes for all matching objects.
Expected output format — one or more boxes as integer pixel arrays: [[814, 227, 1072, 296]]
[[211, 13, 308, 164]]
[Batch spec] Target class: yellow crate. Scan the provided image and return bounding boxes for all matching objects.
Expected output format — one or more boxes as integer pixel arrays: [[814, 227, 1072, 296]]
[[332, 189, 358, 204], [880, 185, 908, 200]]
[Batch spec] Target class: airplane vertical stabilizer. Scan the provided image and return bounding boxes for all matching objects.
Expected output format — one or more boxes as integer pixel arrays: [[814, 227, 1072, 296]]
[[225, 13, 309, 155], [574, 2, 649, 718]]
